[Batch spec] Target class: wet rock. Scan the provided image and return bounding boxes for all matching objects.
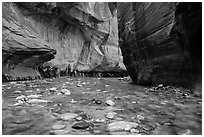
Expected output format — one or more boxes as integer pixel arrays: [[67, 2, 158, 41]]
[[70, 99, 77, 103], [107, 121, 139, 132], [52, 124, 66, 130], [13, 102, 23, 106], [182, 129, 192, 135], [50, 130, 69, 135], [137, 115, 145, 120], [130, 128, 140, 133], [27, 94, 42, 99], [157, 84, 164, 88], [49, 87, 58, 92], [92, 129, 104, 134], [92, 99, 102, 105], [14, 90, 22, 94], [61, 89, 71, 95], [106, 100, 115, 106], [75, 116, 83, 121], [72, 121, 93, 129], [77, 83, 82, 87], [15, 95, 27, 102], [105, 112, 116, 119], [25, 90, 33, 93], [28, 99, 51, 104], [59, 113, 78, 121]]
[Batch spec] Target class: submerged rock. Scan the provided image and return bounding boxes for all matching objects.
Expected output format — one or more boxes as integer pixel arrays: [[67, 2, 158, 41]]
[[72, 121, 93, 130], [50, 130, 69, 135], [106, 100, 115, 106], [130, 128, 140, 133], [28, 99, 51, 104], [52, 124, 66, 130], [61, 89, 71, 95], [27, 94, 42, 99], [105, 112, 116, 119], [107, 121, 139, 132], [58, 113, 78, 121]]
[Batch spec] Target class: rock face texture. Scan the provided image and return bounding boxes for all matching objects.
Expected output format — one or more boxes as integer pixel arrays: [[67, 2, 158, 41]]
[[2, 3, 57, 81], [117, 2, 202, 87], [2, 2, 126, 81], [2, 2, 201, 88]]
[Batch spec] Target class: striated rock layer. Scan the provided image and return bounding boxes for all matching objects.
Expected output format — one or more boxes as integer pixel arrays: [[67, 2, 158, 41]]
[[2, 2, 126, 81], [117, 2, 202, 87]]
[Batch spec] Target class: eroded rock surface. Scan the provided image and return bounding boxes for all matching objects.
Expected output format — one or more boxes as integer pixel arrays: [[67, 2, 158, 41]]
[[117, 2, 202, 87], [2, 2, 126, 81]]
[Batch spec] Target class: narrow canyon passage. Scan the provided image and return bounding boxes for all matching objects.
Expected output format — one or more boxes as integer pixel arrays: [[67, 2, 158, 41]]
[[2, 2, 202, 135], [2, 76, 202, 135]]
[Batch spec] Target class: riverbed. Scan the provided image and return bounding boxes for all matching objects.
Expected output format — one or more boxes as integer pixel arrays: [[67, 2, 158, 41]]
[[2, 76, 202, 135]]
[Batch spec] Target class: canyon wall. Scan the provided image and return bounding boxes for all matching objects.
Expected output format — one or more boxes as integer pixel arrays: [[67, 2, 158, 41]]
[[117, 2, 202, 87], [2, 2, 126, 81]]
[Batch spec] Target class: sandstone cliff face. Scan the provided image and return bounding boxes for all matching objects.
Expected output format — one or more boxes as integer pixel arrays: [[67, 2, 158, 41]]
[[2, 3, 57, 81], [2, 2, 126, 81], [117, 2, 202, 87]]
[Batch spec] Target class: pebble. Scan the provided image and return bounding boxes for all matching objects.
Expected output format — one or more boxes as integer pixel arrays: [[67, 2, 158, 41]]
[[137, 115, 145, 120], [72, 121, 92, 129], [49, 87, 58, 92], [14, 90, 22, 94], [13, 102, 23, 106], [28, 99, 51, 104], [25, 90, 33, 93], [182, 129, 192, 135], [59, 113, 78, 121], [61, 89, 71, 95], [52, 124, 66, 130], [106, 100, 115, 106], [50, 130, 69, 135], [16, 95, 27, 101], [27, 94, 42, 99], [130, 128, 140, 133], [107, 121, 139, 132], [157, 84, 163, 88], [75, 116, 83, 121], [70, 99, 77, 103], [94, 99, 102, 105], [92, 129, 103, 134], [77, 84, 82, 87], [105, 112, 116, 119]]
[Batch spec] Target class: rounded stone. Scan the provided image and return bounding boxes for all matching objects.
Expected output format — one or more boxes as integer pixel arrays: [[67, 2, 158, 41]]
[[52, 124, 66, 130], [130, 128, 140, 133], [72, 122, 92, 129], [105, 112, 116, 119], [59, 113, 78, 121]]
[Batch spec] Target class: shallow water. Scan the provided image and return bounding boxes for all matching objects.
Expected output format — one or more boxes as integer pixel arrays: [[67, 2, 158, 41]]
[[2, 77, 202, 135]]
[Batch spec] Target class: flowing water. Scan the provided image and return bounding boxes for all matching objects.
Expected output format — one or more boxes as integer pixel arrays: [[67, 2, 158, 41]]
[[2, 77, 202, 135]]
